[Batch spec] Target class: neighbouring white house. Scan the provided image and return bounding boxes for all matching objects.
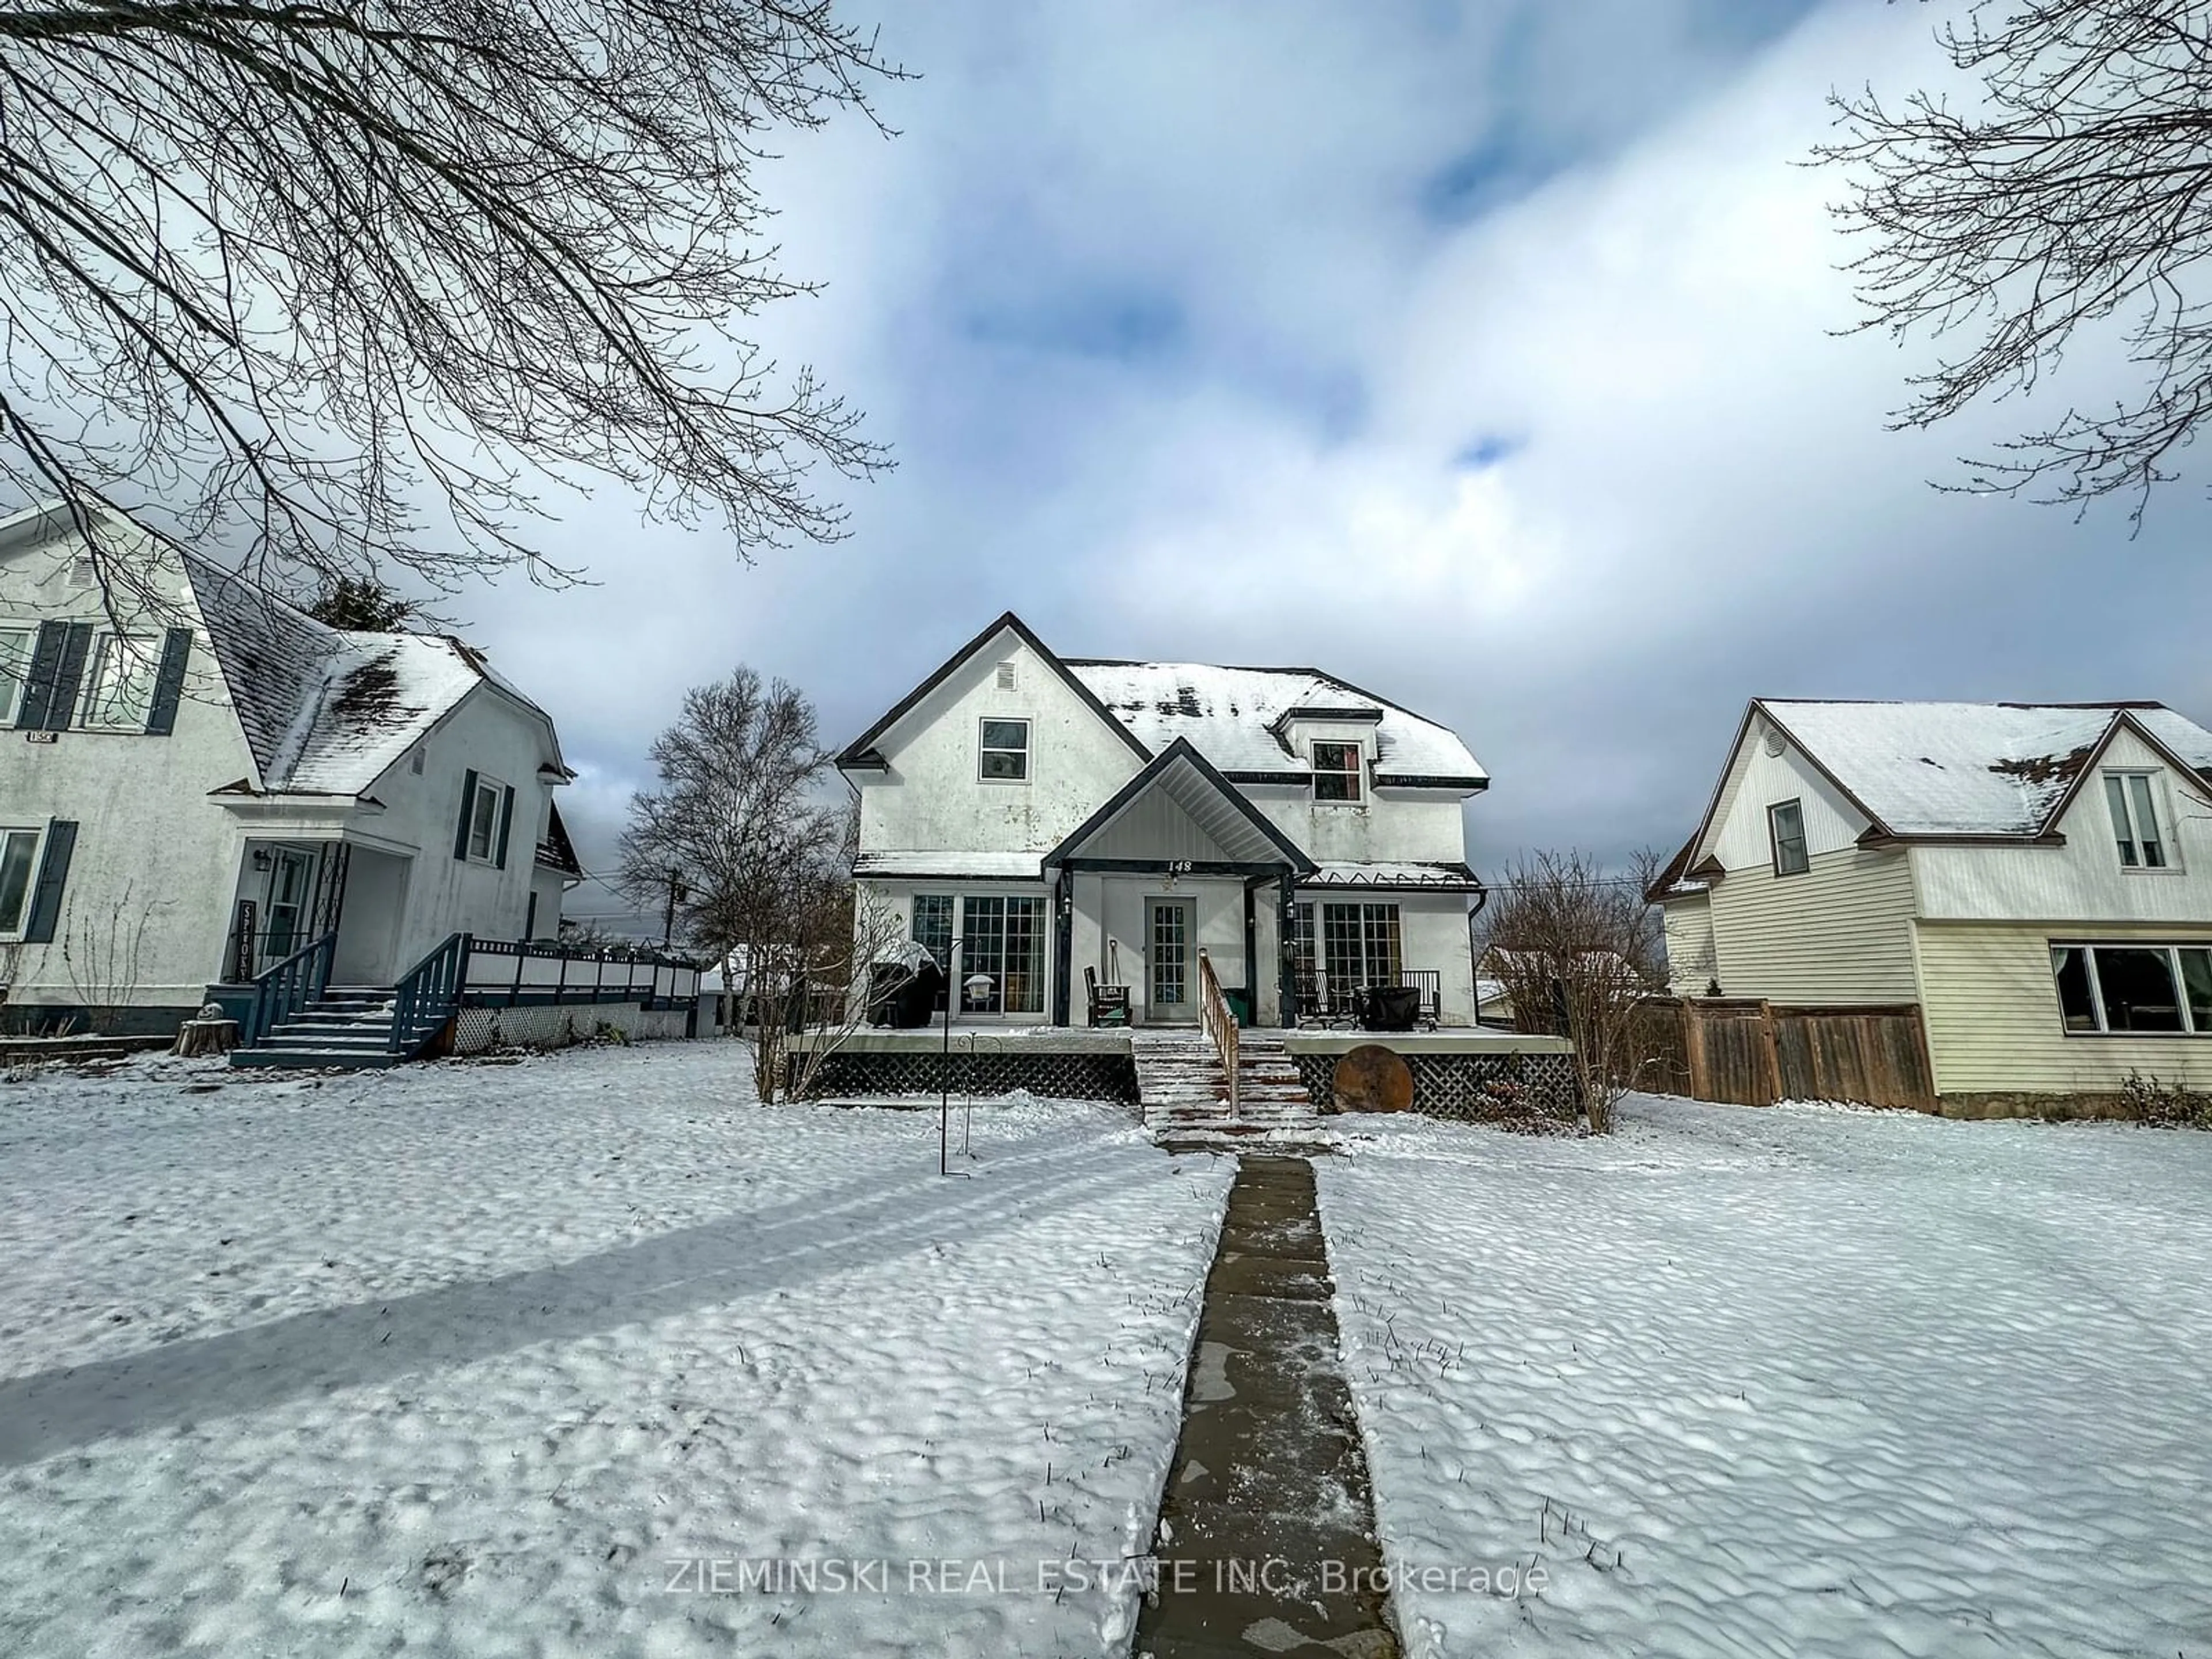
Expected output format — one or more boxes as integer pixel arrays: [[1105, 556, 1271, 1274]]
[[0, 502, 581, 1036], [1652, 697, 2212, 1114], [838, 612, 1489, 1027]]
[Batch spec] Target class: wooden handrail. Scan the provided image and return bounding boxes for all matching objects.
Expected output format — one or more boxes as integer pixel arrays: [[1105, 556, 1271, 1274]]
[[1196, 947, 1239, 1118]]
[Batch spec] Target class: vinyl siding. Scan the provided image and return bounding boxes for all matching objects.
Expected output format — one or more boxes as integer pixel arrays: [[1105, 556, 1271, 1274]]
[[1916, 919, 2212, 1094], [1707, 846, 1916, 1005], [1661, 893, 1717, 995]]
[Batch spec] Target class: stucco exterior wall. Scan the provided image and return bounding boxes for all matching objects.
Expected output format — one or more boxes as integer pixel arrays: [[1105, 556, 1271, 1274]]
[[854, 637, 1145, 857], [1, 519, 566, 1020], [1, 527, 255, 1010]]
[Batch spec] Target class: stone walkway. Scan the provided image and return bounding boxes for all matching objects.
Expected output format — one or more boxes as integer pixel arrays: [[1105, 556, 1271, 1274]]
[[1135, 1156, 1397, 1658]]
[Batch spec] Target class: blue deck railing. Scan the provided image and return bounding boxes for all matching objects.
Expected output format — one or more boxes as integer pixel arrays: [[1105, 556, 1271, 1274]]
[[390, 931, 470, 1055], [244, 931, 336, 1046]]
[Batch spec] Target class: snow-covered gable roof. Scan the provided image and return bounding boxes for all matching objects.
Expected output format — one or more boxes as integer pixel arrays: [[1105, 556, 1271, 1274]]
[[1760, 699, 2212, 838], [1063, 660, 1484, 784], [180, 552, 560, 796]]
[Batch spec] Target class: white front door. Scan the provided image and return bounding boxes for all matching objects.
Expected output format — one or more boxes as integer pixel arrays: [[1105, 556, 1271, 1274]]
[[1148, 899, 1194, 1021]]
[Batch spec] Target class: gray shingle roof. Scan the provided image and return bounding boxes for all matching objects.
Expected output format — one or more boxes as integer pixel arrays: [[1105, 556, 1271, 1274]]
[[180, 553, 556, 796]]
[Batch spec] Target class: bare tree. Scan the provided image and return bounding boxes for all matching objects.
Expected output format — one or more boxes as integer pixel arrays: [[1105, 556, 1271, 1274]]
[[1479, 850, 1665, 1134], [60, 885, 156, 1035], [619, 666, 852, 1100], [0, 0, 900, 611], [1818, 0, 2212, 522]]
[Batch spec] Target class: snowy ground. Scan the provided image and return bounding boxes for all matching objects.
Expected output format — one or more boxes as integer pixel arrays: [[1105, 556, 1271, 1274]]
[[0, 1044, 1230, 1657], [1319, 1096, 2212, 1659]]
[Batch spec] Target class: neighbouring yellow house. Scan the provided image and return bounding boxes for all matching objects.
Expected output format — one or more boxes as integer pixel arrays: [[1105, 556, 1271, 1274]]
[[1652, 698, 2212, 1116]]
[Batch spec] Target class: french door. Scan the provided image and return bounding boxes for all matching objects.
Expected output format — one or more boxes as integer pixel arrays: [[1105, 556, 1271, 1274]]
[[1149, 899, 1194, 1017]]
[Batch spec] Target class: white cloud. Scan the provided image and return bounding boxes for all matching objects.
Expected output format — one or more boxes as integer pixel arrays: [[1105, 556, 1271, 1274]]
[[446, 0, 2212, 888]]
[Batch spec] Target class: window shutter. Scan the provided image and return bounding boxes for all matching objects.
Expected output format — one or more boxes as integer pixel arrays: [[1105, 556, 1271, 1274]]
[[22, 820, 77, 944], [44, 623, 93, 731], [494, 785, 515, 869], [454, 768, 479, 860], [143, 628, 193, 735], [13, 622, 67, 729]]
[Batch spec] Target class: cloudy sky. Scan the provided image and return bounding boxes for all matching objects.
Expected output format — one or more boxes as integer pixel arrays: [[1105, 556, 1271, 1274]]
[[449, 0, 2212, 933]]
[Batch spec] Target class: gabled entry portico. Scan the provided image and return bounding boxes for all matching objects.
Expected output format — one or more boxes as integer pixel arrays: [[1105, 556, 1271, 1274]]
[[1044, 738, 1318, 1027]]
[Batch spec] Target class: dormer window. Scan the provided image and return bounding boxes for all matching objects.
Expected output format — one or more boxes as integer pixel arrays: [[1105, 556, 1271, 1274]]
[[1313, 741, 1363, 803], [979, 717, 1029, 782], [2106, 772, 2169, 869]]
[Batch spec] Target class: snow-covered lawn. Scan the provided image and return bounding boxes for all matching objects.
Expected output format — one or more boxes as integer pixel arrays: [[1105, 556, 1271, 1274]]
[[0, 1044, 1230, 1657], [1320, 1096, 2212, 1659]]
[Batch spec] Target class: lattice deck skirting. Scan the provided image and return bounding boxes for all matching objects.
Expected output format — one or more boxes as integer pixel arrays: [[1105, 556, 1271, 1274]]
[[452, 1002, 692, 1055], [789, 1050, 1142, 1104], [1291, 1050, 1582, 1126]]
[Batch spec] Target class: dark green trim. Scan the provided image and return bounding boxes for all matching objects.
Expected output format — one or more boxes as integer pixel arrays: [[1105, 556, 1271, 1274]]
[[43, 623, 92, 731], [143, 627, 193, 735], [1041, 736, 1318, 874], [835, 611, 1151, 771], [1058, 857, 1298, 877], [454, 768, 479, 859], [22, 819, 77, 943], [13, 621, 67, 729]]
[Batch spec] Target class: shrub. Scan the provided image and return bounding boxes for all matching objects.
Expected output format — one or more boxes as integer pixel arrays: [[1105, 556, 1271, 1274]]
[[2121, 1070, 2212, 1130]]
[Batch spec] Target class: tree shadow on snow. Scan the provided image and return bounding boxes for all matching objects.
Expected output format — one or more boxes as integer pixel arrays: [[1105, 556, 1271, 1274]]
[[0, 1116, 1160, 1468]]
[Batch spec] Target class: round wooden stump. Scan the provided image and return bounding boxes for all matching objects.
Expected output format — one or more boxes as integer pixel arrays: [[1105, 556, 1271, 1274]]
[[1332, 1044, 1414, 1113], [173, 1018, 240, 1058]]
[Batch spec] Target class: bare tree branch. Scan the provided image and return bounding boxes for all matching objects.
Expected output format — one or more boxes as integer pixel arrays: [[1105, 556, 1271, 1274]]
[[0, 0, 901, 603], [1816, 0, 2212, 524]]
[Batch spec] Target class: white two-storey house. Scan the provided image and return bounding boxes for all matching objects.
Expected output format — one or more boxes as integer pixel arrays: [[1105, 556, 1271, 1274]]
[[0, 502, 579, 1036], [1653, 698, 2212, 1113], [839, 612, 1489, 1027]]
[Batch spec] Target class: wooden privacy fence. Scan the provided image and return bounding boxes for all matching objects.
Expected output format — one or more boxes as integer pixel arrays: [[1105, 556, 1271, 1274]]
[[1634, 997, 1936, 1111]]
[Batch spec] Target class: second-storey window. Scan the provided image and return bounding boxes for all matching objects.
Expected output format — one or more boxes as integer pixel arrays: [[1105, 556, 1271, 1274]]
[[1768, 799, 1808, 876], [0, 625, 32, 725], [979, 718, 1029, 781], [2105, 772, 2169, 869], [1312, 741, 1363, 802], [465, 775, 504, 861], [78, 631, 160, 730]]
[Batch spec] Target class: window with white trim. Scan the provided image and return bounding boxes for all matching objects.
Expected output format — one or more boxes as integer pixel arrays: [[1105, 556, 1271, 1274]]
[[0, 625, 33, 725], [465, 774, 505, 862], [77, 631, 161, 730], [1768, 799, 1808, 876], [979, 718, 1029, 782], [1312, 741, 1363, 803], [2050, 942, 2212, 1034], [2105, 772, 2171, 869], [0, 825, 42, 937]]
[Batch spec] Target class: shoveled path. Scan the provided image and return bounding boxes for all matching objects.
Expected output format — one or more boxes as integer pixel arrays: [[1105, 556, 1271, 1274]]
[[1136, 1156, 1396, 1658]]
